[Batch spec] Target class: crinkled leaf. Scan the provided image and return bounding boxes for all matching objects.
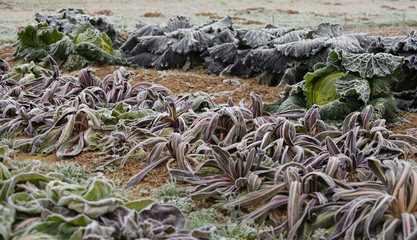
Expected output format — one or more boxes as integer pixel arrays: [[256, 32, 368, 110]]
[[0, 203, 15, 240], [330, 50, 404, 78], [335, 73, 370, 103]]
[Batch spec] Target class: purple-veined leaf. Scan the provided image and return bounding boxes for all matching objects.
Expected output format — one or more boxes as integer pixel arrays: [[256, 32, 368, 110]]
[[223, 182, 286, 209], [402, 213, 417, 239], [364, 194, 395, 239], [288, 181, 301, 230], [238, 195, 288, 221]]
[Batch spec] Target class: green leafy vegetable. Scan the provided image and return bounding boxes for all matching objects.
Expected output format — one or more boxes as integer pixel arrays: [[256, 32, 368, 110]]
[[268, 50, 404, 122]]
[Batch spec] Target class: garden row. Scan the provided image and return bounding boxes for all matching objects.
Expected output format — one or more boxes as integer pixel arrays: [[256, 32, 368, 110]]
[[2, 56, 417, 238]]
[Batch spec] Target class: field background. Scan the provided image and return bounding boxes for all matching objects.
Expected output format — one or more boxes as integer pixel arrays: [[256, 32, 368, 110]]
[[1, 0, 417, 43]]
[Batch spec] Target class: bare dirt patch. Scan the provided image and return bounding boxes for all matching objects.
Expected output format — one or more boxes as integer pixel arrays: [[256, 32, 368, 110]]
[[87, 64, 281, 105], [91, 10, 114, 16], [143, 12, 165, 18], [388, 112, 417, 136], [244, 7, 266, 14], [0, 44, 15, 65], [195, 12, 221, 19], [276, 9, 300, 15], [382, 5, 398, 11], [242, 20, 264, 25]]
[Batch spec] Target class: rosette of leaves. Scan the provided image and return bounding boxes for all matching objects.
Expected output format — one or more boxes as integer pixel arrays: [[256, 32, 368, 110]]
[[2, 61, 50, 85], [310, 159, 417, 240], [46, 23, 127, 71], [300, 105, 417, 174], [0, 153, 214, 239], [220, 163, 338, 240], [368, 31, 417, 112], [13, 104, 101, 159], [186, 146, 268, 201], [35, 8, 125, 48], [0, 104, 53, 137], [123, 132, 205, 188], [0, 77, 21, 99], [13, 23, 64, 62], [102, 66, 134, 104], [15, 18, 127, 70], [267, 49, 404, 122]]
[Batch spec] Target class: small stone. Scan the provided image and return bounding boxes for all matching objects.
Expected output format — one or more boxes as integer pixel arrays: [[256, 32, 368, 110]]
[[222, 78, 241, 86]]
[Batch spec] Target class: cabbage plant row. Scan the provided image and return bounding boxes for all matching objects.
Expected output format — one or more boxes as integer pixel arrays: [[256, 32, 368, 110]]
[[2, 57, 417, 239], [14, 9, 417, 116]]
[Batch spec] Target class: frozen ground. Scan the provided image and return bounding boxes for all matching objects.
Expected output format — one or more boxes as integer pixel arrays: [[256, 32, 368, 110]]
[[1, 0, 416, 42]]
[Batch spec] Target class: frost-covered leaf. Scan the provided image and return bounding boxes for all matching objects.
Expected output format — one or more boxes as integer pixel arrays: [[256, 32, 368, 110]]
[[238, 30, 275, 48], [203, 57, 226, 75], [152, 48, 186, 69], [156, 16, 193, 33], [318, 97, 362, 121], [0, 203, 15, 240], [262, 26, 295, 37], [127, 52, 157, 67], [83, 221, 114, 240], [325, 34, 369, 53], [272, 30, 308, 45], [308, 23, 344, 39], [275, 94, 306, 114], [248, 47, 289, 73], [13, 221, 84, 240], [276, 38, 328, 58], [170, 29, 214, 55], [139, 203, 186, 229], [138, 35, 173, 54], [335, 73, 371, 103], [198, 16, 233, 33], [207, 43, 237, 64], [369, 94, 400, 123], [14, 23, 64, 62], [330, 50, 404, 78], [57, 196, 125, 218]]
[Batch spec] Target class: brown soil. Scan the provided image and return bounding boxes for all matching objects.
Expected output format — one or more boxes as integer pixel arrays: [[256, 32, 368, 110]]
[[242, 20, 264, 25], [382, 5, 398, 11], [0, 44, 15, 66], [86, 65, 281, 105], [91, 10, 114, 16], [276, 9, 300, 15], [244, 7, 266, 14], [195, 12, 221, 19], [143, 12, 165, 18], [388, 111, 417, 136]]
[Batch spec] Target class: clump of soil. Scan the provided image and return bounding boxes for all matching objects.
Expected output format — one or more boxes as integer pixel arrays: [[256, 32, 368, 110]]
[[276, 9, 299, 15], [195, 12, 221, 19], [382, 5, 397, 10], [143, 12, 165, 18], [388, 111, 417, 136], [242, 20, 264, 25], [92, 10, 114, 16], [0, 44, 15, 65], [244, 7, 266, 14]]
